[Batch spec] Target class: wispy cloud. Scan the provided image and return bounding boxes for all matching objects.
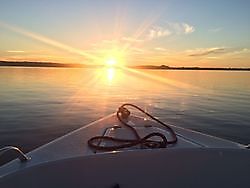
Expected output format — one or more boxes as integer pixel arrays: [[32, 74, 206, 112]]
[[227, 48, 250, 55], [187, 47, 226, 57], [147, 26, 172, 40], [130, 47, 145, 54], [6, 50, 25, 53], [208, 27, 223, 33], [121, 37, 144, 43], [182, 23, 195, 34], [147, 22, 195, 40], [167, 22, 195, 34], [154, 47, 167, 51]]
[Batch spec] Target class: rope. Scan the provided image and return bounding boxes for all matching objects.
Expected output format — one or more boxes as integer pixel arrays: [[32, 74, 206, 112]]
[[88, 103, 177, 151]]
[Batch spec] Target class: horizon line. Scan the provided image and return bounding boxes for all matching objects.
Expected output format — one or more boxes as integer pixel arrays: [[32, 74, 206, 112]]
[[0, 60, 250, 70]]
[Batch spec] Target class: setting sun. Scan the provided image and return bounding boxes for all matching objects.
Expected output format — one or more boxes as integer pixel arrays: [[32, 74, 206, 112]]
[[106, 58, 117, 67]]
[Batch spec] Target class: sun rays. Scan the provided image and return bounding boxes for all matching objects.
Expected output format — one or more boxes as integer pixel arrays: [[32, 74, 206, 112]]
[[0, 4, 164, 66], [0, 7, 199, 93], [0, 21, 100, 63]]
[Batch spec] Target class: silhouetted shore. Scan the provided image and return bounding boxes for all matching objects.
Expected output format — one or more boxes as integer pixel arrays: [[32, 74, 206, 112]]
[[1, 61, 250, 71], [0, 61, 93, 68], [131, 65, 250, 71]]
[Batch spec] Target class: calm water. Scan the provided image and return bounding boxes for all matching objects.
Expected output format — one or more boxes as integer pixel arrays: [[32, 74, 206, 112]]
[[0, 67, 250, 154]]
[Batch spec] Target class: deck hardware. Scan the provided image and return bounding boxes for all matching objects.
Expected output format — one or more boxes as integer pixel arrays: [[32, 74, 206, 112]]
[[0, 146, 31, 162]]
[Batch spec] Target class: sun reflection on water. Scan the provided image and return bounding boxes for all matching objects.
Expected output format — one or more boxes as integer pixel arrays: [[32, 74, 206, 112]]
[[107, 68, 115, 83], [94, 67, 123, 86]]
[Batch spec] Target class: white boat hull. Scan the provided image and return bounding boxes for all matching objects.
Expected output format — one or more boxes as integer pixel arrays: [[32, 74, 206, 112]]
[[0, 113, 249, 187]]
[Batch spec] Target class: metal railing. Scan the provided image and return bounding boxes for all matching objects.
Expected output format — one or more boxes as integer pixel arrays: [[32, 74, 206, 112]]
[[0, 146, 31, 162]]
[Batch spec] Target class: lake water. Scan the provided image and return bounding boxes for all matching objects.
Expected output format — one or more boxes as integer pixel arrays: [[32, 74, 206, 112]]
[[0, 67, 250, 155]]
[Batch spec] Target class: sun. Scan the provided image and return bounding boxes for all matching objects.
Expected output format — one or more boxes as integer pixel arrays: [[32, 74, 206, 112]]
[[105, 58, 117, 67], [100, 48, 126, 67]]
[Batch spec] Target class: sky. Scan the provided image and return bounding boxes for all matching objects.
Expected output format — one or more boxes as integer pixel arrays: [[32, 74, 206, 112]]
[[0, 0, 249, 67]]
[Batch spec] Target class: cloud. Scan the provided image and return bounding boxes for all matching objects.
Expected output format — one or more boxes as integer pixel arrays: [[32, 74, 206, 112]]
[[121, 37, 144, 43], [147, 22, 195, 40], [6, 50, 25, 53], [147, 26, 172, 40], [168, 22, 195, 34], [154, 47, 167, 51], [227, 48, 250, 55], [188, 47, 226, 57], [130, 47, 145, 54], [208, 27, 223, 33], [182, 23, 195, 34]]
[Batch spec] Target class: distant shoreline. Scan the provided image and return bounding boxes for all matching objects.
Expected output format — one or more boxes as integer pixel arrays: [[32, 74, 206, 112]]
[[1, 61, 250, 71]]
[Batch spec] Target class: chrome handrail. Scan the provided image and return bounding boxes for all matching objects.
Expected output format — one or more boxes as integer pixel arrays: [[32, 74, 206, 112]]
[[0, 146, 31, 162]]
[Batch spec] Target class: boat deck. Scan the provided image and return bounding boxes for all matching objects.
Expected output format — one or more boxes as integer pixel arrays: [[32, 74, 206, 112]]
[[0, 113, 244, 177]]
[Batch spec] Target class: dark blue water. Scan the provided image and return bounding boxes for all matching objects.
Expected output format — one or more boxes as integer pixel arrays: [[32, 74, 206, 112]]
[[0, 67, 250, 154]]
